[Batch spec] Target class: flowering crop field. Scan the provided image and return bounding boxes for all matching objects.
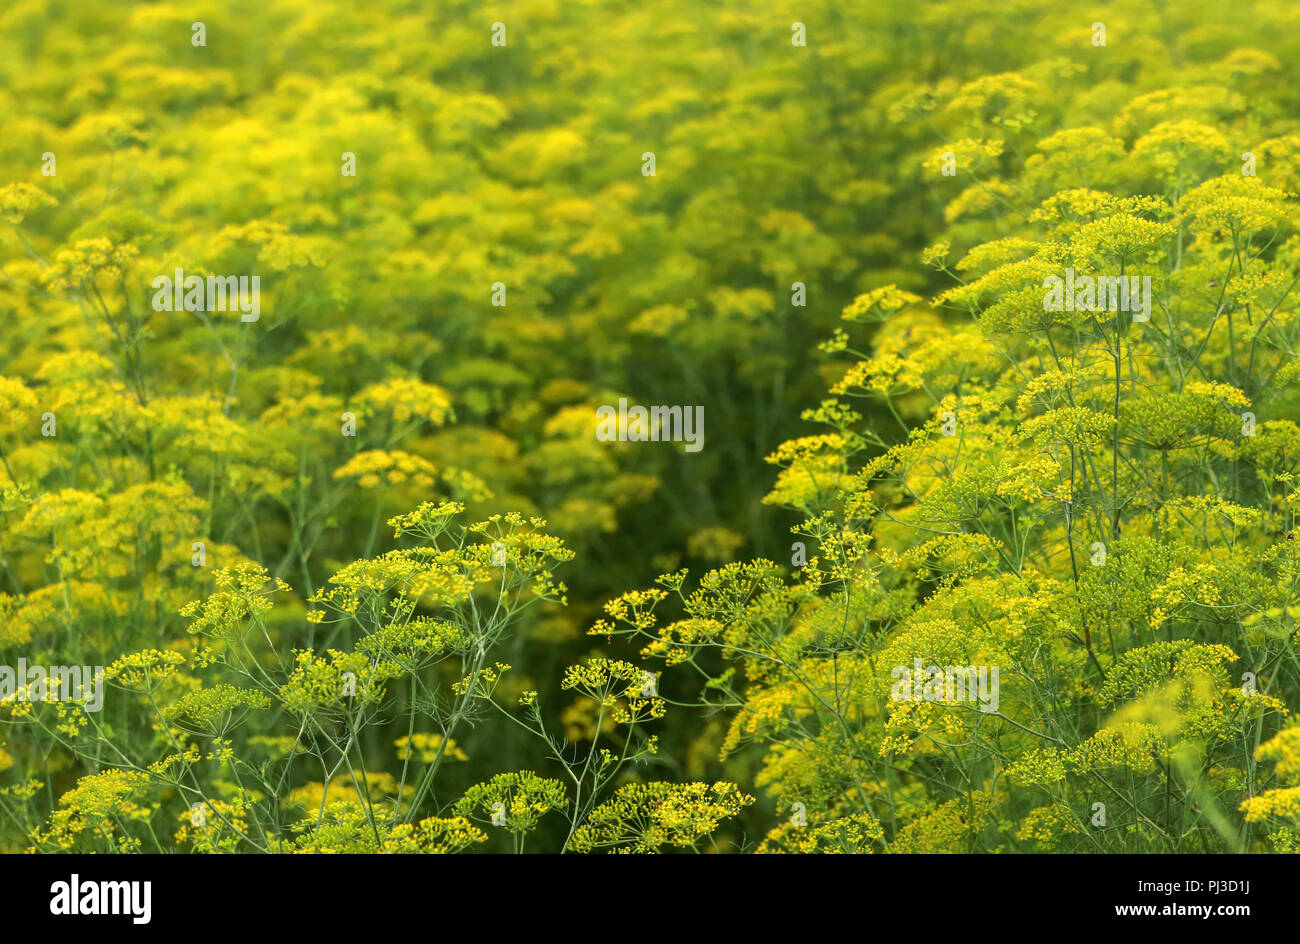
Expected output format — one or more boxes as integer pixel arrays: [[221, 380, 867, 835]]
[[2, 0, 1300, 857]]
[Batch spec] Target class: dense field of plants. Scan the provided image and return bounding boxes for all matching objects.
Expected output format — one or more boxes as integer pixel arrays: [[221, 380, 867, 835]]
[[3, 0, 1300, 854]]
